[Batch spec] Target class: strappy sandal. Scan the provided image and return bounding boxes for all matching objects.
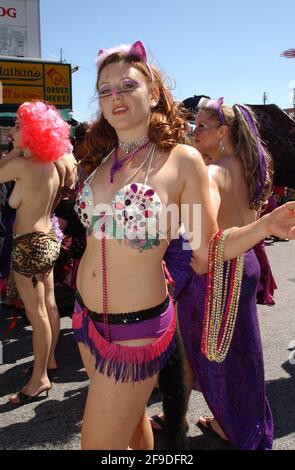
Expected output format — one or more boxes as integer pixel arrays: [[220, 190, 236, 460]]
[[9, 386, 52, 406], [196, 415, 228, 441], [150, 414, 190, 433]]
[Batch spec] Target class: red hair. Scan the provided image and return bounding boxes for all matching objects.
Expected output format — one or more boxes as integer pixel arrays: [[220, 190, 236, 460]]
[[17, 101, 72, 162], [87, 53, 188, 167]]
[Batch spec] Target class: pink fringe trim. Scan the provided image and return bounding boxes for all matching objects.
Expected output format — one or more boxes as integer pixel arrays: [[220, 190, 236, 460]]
[[89, 310, 176, 364], [74, 305, 176, 365]]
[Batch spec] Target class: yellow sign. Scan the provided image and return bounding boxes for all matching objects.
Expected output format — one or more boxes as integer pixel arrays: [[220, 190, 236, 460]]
[[0, 60, 72, 108], [2, 86, 43, 103], [44, 64, 71, 107], [0, 62, 44, 85]]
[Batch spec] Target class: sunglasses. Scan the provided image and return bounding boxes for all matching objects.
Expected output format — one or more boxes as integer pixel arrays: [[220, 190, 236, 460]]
[[194, 122, 220, 134]]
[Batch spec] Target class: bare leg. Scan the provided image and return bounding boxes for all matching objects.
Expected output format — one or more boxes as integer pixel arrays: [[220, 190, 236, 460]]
[[43, 270, 60, 369], [129, 407, 154, 450], [81, 371, 156, 450], [78, 340, 156, 450], [9, 272, 51, 402], [78, 342, 97, 380]]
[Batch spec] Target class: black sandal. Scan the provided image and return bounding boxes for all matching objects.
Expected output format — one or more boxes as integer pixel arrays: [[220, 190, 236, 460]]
[[9, 386, 52, 406], [150, 415, 189, 433]]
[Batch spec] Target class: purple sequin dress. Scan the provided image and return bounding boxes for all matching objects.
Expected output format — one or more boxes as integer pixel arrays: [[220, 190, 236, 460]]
[[164, 237, 274, 450]]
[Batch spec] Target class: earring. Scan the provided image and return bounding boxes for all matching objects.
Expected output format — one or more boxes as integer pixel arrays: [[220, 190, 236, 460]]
[[219, 140, 225, 154], [151, 100, 157, 108]]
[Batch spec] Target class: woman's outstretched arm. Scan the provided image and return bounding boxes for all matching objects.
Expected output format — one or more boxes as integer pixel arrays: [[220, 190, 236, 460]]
[[178, 145, 295, 268]]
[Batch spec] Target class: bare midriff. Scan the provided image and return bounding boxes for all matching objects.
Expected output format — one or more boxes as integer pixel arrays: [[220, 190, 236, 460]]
[[76, 235, 169, 315]]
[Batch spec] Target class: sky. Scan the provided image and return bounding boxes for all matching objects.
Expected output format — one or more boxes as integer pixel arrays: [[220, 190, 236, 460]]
[[40, 0, 295, 123]]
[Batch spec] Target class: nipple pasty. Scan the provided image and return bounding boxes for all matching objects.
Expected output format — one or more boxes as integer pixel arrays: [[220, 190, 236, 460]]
[[112, 183, 162, 241]]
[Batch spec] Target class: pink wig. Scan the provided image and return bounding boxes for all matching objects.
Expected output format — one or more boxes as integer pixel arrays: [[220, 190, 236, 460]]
[[17, 101, 72, 162]]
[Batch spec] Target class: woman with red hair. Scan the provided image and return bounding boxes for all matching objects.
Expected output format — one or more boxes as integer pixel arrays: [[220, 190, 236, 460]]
[[0, 100, 72, 405], [71, 40, 295, 450]]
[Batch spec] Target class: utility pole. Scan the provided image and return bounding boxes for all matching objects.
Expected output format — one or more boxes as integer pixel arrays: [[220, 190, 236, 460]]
[[263, 91, 268, 105], [60, 48, 66, 63]]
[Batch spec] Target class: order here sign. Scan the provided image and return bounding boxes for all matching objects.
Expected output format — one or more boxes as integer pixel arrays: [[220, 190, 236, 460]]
[[0, 59, 72, 108]]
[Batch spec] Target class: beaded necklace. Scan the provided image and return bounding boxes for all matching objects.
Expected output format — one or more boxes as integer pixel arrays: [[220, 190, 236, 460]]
[[110, 140, 150, 183], [118, 135, 148, 154], [101, 143, 157, 342], [201, 228, 245, 362]]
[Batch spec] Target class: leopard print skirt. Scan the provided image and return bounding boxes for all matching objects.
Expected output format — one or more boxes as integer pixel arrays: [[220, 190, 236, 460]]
[[7, 229, 61, 304]]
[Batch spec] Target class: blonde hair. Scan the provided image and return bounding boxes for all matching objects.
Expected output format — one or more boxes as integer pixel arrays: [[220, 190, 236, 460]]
[[199, 103, 272, 211]]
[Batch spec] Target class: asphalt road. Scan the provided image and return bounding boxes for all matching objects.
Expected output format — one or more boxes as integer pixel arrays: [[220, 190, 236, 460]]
[[0, 240, 294, 450]]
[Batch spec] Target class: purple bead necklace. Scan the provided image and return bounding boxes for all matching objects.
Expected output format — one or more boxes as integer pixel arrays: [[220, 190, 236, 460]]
[[110, 140, 150, 183]]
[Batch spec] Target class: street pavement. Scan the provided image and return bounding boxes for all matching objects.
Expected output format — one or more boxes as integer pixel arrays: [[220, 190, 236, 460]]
[[0, 240, 294, 450]]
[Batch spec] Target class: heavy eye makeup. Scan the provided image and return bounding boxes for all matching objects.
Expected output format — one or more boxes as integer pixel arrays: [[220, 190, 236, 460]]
[[98, 78, 140, 97], [196, 123, 207, 131], [121, 79, 139, 90]]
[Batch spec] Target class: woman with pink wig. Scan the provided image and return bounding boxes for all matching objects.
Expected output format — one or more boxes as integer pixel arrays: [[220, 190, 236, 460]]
[[0, 100, 72, 405]]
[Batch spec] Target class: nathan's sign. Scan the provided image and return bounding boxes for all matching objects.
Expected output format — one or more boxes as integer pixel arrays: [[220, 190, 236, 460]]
[[0, 60, 72, 108]]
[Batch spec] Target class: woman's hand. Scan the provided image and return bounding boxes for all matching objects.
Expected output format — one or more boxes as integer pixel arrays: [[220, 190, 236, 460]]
[[264, 201, 295, 239]]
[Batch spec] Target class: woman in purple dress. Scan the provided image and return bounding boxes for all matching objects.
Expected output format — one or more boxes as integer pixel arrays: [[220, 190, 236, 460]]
[[162, 99, 274, 449]]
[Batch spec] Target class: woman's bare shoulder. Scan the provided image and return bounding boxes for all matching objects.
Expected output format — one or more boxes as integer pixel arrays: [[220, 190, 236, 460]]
[[0, 154, 27, 172], [171, 143, 204, 166], [0, 154, 28, 183], [171, 144, 207, 180]]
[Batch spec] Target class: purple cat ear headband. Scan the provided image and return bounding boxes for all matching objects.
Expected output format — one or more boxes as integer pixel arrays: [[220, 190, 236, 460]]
[[234, 104, 267, 204], [96, 40, 154, 82], [199, 96, 226, 125]]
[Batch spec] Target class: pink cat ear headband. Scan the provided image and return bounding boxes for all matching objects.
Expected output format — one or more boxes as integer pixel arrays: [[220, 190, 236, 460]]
[[96, 40, 154, 82]]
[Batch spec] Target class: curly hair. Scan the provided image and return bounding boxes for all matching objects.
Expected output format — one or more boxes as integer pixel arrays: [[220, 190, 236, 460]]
[[87, 52, 188, 165], [17, 101, 72, 162], [199, 103, 272, 211]]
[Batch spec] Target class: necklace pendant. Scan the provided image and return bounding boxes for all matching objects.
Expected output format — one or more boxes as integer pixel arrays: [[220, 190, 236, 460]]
[[114, 160, 123, 171], [110, 160, 123, 183]]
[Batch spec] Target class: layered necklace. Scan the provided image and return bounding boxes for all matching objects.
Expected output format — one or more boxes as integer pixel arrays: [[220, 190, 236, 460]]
[[110, 137, 150, 183], [118, 135, 148, 154]]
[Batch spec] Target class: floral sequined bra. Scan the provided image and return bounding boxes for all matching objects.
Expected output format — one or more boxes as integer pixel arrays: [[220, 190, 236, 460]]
[[75, 144, 166, 251]]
